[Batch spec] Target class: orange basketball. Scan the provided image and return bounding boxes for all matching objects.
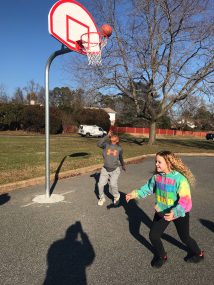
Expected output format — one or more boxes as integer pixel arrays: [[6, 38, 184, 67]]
[[101, 24, 113, 37]]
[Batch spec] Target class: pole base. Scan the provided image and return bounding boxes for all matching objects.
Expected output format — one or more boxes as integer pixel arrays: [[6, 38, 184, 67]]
[[32, 194, 64, 204]]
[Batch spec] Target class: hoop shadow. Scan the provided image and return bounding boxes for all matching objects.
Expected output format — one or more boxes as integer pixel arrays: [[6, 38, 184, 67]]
[[0, 193, 10, 205], [107, 192, 187, 254], [50, 152, 89, 195], [43, 221, 95, 285], [199, 219, 214, 233]]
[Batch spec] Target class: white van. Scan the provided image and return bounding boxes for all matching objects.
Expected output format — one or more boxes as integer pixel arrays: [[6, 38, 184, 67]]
[[78, 125, 107, 137]]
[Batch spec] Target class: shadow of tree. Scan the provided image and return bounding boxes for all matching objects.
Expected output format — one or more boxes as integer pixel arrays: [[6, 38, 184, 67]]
[[50, 152, 89, 195], [120, 136, 145, 145], [158, 139, 214, 150], [43, 221, 95, 285], [0, 193, 10, 205], [199, 219, 214, 233], [107, 192, 187, 253]]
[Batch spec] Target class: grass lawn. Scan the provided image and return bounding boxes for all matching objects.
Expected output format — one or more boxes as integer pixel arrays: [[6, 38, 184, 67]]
[[0, 133, 213, 185]]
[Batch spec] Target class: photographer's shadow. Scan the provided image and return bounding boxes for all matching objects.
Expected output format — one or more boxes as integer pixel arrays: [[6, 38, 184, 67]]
[[43, 221, 95, 285]]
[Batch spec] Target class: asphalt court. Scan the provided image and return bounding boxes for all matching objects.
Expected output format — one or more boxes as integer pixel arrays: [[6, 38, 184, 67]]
[[0, 156, 213, 285]]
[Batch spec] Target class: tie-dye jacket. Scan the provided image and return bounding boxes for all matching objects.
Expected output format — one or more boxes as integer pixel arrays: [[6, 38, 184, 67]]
[[131, 171, 192, 219]]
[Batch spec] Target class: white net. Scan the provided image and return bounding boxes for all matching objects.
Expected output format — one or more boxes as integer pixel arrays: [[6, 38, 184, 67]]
[[81, 32, 107, 66], [86, 52, 102, 66]]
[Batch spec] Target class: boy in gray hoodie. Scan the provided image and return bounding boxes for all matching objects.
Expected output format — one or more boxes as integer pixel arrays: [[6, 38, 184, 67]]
[[97, 130, 126, 206]]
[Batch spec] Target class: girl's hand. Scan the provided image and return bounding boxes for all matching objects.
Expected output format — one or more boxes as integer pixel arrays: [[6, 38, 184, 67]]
[[126, 193, 132, 203], [164, 210, 174, 221], [126, 190, 138, 203]]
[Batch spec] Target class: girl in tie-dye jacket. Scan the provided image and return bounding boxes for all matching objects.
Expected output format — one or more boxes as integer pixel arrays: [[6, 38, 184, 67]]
[[126, 151, 204, 269]]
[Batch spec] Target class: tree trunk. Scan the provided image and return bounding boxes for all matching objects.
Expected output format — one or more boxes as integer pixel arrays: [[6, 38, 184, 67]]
[[148, 121, 156, 145]]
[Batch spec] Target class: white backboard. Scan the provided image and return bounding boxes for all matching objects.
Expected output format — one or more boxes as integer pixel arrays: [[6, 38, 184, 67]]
[[48, 0, 99, 54]]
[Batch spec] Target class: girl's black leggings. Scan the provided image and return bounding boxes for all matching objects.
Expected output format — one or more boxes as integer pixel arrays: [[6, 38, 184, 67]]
[[149, 212, 201, 257]]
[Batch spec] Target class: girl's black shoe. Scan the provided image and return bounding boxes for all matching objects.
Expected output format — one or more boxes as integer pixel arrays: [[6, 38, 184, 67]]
[[185, 251, 204, 263], [151, 255, 167, 268]]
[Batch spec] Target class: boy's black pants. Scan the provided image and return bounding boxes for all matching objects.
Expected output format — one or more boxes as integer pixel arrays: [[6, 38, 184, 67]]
[[149, 212, 201, 257]]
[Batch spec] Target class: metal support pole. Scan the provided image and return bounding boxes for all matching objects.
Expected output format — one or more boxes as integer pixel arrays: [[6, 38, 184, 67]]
[[45, 45, 72, 198]]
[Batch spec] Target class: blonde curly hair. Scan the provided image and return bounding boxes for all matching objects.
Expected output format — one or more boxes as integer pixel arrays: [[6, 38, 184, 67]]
[[156, 150, 195, 186]]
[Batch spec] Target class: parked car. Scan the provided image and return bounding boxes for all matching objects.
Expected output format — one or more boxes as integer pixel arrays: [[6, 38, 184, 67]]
[[78, 125, 107, 137], [206, 133, 214, 140]]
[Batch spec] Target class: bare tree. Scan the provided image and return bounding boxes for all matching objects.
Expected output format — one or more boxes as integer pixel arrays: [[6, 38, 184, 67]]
[[0, 84, 8, 103], [37, 87, 45, 106], [66, 0, 214, 144], [23, 80, 41, 105], [11, 87, 25, 104]]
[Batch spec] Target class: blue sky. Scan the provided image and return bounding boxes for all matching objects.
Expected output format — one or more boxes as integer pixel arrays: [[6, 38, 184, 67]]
[[0, 0, 93, 97]]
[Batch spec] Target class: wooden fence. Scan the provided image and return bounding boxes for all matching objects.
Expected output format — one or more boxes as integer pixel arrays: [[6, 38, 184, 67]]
[[63, 124, 210, 137], [111, 126, 208, 137]]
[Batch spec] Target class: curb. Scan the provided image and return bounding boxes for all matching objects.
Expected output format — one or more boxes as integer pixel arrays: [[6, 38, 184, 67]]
[[0, 153, 213, 194]]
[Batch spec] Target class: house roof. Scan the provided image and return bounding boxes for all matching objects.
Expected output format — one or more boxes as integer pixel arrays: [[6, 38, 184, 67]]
[[102, 107, 116, 113], [84, 107, 116, 113]]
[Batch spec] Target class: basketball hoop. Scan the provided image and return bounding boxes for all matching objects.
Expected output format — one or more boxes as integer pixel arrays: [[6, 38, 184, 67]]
[[80, 32, 108, 66]]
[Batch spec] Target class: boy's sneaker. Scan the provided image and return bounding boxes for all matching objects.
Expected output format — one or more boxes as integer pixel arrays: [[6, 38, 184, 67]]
[[113, 197, 120, 206], [98, 197, 106, 206], [151, 255, 167, 268], [185, 251, 204, 263]]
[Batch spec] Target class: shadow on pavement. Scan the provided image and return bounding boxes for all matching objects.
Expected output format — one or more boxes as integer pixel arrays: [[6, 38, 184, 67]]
[[157, 138, 214, 150], [43, 221, 95, 285], [107, 192, 187, 254], [89, 173, 187, 254], [90, 172, 100, 199], [120, 137, 145, 145], [50, 152, 89, 195], [199, 218, 214, 233], [90, 172, 113, 201], [0, 193, 10, 205]]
